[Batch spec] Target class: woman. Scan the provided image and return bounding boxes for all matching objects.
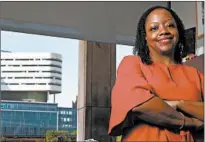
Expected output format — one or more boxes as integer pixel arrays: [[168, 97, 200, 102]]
[[108, 6, 204, 141]]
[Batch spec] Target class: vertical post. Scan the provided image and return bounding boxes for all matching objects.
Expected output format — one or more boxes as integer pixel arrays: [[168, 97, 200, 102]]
[[56, 111, 59, 131], [167, 1, 171, 8], [77, 41, 116, 142], [0, 29, 2, 139]]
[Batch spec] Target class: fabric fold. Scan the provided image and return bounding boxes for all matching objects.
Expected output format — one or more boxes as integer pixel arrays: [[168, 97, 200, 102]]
[[108, 56, 155, 135]]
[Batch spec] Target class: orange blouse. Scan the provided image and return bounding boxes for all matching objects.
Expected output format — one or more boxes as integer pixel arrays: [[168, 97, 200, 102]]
[[108, 55, 204, 141]]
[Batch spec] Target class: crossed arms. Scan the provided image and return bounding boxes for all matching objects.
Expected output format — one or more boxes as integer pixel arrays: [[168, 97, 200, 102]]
[[116, 56, 204, 131]]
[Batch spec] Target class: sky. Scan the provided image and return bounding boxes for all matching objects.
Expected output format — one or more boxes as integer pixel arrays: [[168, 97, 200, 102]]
[[1, 30, 133, 108]]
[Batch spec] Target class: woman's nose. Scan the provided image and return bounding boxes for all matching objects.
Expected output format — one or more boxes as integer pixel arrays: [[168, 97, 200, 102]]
[[159, 26, 171, 36], [159, 31, 171, 36]]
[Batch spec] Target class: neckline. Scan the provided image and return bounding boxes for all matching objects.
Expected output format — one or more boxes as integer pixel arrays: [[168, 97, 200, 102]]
[[152, 62, 182, 68]]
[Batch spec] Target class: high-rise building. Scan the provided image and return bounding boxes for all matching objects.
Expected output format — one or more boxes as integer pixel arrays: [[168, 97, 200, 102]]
[[1, 52, 62, 102], [1, 52, 77, 138]]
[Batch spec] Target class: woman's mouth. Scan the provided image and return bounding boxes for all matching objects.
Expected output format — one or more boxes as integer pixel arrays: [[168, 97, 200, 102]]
[[159, 39, 171, 44], [158, 37, 173, 45]]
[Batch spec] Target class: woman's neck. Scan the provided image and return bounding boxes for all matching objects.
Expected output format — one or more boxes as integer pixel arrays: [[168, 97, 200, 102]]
[[150, 53, 176, 66]]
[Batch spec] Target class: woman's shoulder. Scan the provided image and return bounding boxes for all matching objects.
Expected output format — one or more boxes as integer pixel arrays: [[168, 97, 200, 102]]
[[180, 64, 204, 76], [117, 55, 143, 73], [120, 55, 142, 63]]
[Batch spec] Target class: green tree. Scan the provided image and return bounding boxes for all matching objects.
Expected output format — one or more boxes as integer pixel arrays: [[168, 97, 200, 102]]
[[71, 130, 77, 136], [45, 130, 71, 142], [116, 135, 122, 142], [0, 136, 7, 142]]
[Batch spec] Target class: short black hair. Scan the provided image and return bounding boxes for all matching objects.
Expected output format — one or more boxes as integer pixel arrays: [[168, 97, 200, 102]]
[[133, 6, 187, 65]]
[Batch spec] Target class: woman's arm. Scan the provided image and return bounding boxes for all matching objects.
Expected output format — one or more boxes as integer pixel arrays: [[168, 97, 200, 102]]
[[177, 101, 204, 121], [132, 97, 204, 131], [164, 100, 204, 121]]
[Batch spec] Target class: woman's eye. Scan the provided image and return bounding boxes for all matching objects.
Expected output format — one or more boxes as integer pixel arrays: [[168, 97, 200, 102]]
[[150, 26, 158, 31], [167, 23, 175, 28]]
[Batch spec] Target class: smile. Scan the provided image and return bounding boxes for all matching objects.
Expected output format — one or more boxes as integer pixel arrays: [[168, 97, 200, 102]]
[[159, 39, 171, 43], [158, 37, 173, 44]]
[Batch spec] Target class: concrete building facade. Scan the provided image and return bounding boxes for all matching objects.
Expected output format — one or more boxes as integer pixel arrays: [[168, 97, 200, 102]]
[[1, 52, 62, 102]]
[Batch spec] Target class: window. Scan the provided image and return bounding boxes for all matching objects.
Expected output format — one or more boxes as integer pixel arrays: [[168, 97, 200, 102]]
[[1, 30, 79, 137], [68, 111, 72, 115], [8, 65, 20, 67], [42, 58, 62, 63], [2, 71, 26, 73], [9, 83, 19, 85], [15, 77, 33, 79], [42, 70, 61, 74], [4, 59, 13, 61], [67, 118, 70, 122], [29, 71, 39, 73], [48, 83, 61, 86], [15, 59, 33, 61]]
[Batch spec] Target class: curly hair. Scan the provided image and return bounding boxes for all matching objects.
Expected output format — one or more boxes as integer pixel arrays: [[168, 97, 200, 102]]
[[133, 6, 187, 65]]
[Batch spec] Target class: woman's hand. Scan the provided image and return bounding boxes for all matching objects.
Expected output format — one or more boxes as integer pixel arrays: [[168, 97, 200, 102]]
[[165, 100, 182, 109], [185, 117, 204, 131], [177, 100, 204, 121], [165, 100, 204, 131]]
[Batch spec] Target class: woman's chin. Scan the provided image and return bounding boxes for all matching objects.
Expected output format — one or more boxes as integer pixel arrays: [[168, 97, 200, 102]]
[[160, 47, 174, 55]]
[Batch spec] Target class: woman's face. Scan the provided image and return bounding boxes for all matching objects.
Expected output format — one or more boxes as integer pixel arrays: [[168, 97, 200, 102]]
[[145, 8, 179, 56]]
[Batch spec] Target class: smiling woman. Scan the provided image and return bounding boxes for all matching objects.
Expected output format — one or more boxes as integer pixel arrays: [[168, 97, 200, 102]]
[[108, 6, 204, 142], [145, 8, 179, 59]]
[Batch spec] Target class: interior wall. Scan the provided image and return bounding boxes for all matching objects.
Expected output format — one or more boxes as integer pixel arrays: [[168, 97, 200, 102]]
[[171, 1, 204, 55], [171, 2, 195, 29]]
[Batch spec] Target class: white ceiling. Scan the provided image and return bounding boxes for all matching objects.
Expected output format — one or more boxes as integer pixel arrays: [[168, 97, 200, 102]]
[[0, 2, 168, 45]]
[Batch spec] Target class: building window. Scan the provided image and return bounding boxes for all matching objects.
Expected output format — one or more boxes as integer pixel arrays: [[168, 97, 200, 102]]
[[67, 118, 70, 122], [15, 77, 33, 79], [8, 65, 20, 67], [1, 82, 8, 85], [63, 111, 65, 115], [69, 111, 72, 115], [15, 59, 33, 61], [29, 71, 39, 73], [48, 83, 61, 86], [4, 59, 13, 61], [42, 58, 62, 63]]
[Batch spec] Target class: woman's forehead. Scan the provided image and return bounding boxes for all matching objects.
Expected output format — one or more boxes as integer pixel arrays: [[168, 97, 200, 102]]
[[146, 8, 174, 24]]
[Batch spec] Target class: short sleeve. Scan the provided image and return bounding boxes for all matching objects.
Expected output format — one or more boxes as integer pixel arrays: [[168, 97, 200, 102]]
[[108, 55, 155, 136]]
